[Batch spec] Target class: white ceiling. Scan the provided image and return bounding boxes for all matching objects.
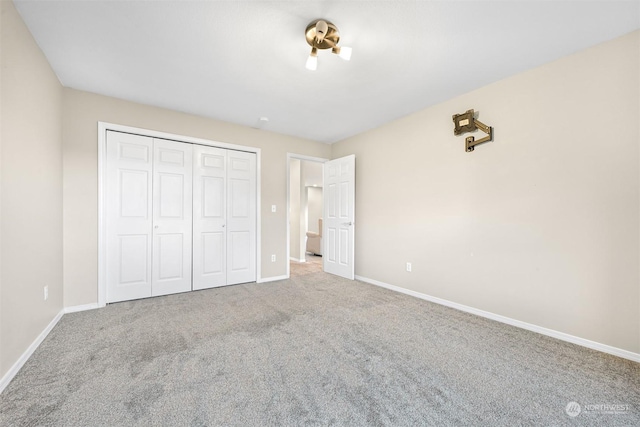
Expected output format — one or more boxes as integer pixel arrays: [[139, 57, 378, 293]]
[[14, 1, 640, 143]]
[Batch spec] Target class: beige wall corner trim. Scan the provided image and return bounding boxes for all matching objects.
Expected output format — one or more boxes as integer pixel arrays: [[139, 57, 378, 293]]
[[356, 275, 640, 364], [0, 309, 64, 394], [97, 121, 262, 307]]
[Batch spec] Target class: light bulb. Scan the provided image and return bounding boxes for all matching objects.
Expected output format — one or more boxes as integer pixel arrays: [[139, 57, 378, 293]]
[[338, 46, 352, 61], [305, 55, 318, 71]]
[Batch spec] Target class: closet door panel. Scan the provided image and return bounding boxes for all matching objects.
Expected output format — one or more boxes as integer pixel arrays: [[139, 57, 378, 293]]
[[193, 145, 227, 289], [202, 232, 224, 273], [227, 151, 257, 285], [157, 233, 184, 279], [152, 139, 193, 296], [118, 235, 149, 284], [230, 231, 250, 270], [106, 131, 153, 303]]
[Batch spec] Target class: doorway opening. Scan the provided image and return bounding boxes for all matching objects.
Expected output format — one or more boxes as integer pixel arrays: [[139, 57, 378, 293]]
[[286, 154, 327, 279]]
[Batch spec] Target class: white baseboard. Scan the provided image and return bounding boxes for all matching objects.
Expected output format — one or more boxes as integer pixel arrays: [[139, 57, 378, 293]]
[[257, 275, 288, 283], [64, 303, 100, 314], [355, 275, 640, 364], [289, 257, 305, 262], [0, 309, 64, 394]]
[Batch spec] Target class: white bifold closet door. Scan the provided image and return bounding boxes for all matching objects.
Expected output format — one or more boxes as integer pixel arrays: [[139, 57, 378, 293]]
[[193, 146, 256, 290], [192, 146, 227, 289], [106, 131, 256, 303], [106, 133, 193, 302], [106, 131, 154, 302], [151, 139, 193, 296], [226, 150, 257, 285]]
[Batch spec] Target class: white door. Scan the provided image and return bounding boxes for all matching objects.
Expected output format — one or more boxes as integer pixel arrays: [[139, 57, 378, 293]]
[[192, 145, 227, 290], [152, 139, 193, 296], [106, 131, 153, 303], [227, 150, 257, 285], [323, 155, 355, 279]]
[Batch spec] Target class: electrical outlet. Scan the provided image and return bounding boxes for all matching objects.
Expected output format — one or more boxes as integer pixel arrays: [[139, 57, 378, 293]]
[[271, 205, 276, 213], [44, 286, 49, 301], [406, 262, 412, 272], [271, 254, 276, 262]]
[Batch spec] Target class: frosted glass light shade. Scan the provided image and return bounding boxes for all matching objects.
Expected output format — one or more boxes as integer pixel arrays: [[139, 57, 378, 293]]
[[305, 55, 318, 70], [338, 46, 352, 61]]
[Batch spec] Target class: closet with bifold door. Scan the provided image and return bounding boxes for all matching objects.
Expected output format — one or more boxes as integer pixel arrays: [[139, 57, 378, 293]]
[[105, 130, 256, 304], [192, 144, 257, 290]]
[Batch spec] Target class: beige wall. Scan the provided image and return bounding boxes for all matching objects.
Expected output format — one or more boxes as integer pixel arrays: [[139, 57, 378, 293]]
[[62, 89, 331, 307], [1, 0, 64, 377], [332, 31, 640, 353]]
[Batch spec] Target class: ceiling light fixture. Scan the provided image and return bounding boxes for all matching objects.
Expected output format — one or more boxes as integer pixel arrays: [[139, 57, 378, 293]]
[[304, 19, 351, 71]]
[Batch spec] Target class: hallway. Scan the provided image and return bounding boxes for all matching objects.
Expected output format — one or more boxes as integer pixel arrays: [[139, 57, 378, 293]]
[[290, 254, 322, 277]]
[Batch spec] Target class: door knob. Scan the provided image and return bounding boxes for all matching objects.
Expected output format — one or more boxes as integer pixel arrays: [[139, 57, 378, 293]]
[[342, 222, 352, 226], [222, 224, 226, 228], [154, 225, 159, 229]]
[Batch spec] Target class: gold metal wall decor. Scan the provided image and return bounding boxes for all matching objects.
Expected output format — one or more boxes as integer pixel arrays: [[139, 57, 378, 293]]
[[452, 109, 493, 152]]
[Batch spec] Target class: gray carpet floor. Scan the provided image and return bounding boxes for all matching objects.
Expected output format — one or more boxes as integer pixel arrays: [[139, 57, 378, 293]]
[[1, 268, 639, 426]]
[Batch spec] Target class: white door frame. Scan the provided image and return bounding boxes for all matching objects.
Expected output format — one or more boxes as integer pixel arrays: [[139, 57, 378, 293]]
[[285, 153, 329, 279], [98, 122, 262, 307]]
